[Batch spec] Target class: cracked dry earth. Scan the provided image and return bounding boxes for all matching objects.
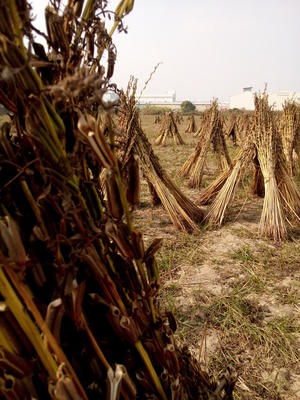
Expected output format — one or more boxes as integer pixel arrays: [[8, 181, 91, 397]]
[[133, 194, 300, 399]]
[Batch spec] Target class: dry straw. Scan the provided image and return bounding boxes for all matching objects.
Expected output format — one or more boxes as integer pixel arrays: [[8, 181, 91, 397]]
[[201, 140, 255, 226], [252, 93, 287, 240], [279, 99, 300, 175], [178, 100, 231, 188], [155, 111, 185, 146], [117, 78, 203, 233], [197, 94, 300, 239], [185, 114, 197, 133]]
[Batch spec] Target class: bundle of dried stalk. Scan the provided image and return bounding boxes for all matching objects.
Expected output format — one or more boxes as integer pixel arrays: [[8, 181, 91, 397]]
[[279, 99, 300, 175], [178, 100, 231, 188], [204, 140, 256, 226], [275, 151, 300, 225], [198, 97, 300, 234], [196, 135, 255, 206], [174, 113, 182, 124], [193, 115, 205, 138], [0, 2, 237, 399], [251, 150, 265, 197], [155, 112, 185, 146], [118, 79, 203, 233], [185, 114, 197, 133], [223, 113, 238, 146], [235, 113, 251, 144], [252, 94, 287, 240]]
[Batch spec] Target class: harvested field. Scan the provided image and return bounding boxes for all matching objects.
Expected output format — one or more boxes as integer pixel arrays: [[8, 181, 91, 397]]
[[133, 113, 300, 400]]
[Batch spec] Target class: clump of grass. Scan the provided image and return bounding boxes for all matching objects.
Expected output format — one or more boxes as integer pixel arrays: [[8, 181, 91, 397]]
[[203, 290, 300, 399]]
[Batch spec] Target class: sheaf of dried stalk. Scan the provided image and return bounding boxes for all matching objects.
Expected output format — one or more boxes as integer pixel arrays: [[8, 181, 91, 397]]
[[178, 100, 231, 188], [204, 140, 255, 227], [252, 93, 287, 241], [185, 114, 197, 133], [117, 78, 204, 233], [155, 111, 185, 146], [279, 99, 300, 176]]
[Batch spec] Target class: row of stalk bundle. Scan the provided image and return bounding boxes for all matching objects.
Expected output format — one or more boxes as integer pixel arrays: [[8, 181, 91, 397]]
[[183, 96, 300, 241]]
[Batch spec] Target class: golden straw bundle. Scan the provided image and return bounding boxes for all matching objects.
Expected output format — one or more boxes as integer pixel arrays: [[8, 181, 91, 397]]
[[155, 111, 185, 146], [118, 79, 203, 233], [178, 100, 231, 188], [203, 140, 255, 226], [252, 94, 287, 240], [279, 99, 300, 175], [185, 114, 197, 133]]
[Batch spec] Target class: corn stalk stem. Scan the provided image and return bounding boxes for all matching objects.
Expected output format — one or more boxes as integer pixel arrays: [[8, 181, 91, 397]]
[[0, 265, 58, 381], [7, 0, 25, 52], [109, 0, 132, 37], [1, 260, 88, 400], [81, 313, 111, 370], [20, 180, 49, 239], [135, 340, 167, 400]]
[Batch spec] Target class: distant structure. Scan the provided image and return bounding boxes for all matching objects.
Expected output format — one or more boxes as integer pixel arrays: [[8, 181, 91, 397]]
[[137, 90, 229, 112], [230, 87, 300, 111], [102, 89, 230, 112], [268, 90, 300, 110], [229, 87, 255, 110], [138, 90, 176, 104]]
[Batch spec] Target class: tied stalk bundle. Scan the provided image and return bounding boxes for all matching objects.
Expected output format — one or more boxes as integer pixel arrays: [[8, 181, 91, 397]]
[[279, 99, 300, 176], [178, 100, 231, 188], [185, 114, 197, 133], [223, 112, 238, 146], [252, 94, 287, 240], [117, 78, 204, 233], [198, 139, 255, 226], [155, 112, 184, 146]]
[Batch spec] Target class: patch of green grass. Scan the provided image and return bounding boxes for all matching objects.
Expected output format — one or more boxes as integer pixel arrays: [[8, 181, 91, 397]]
[[265, 316, 300, 365], [161, 284, 180, 312], [157, 232, 205, 271], [232, 245, 255, 263], [203, 292, 300, 399], [231, 242, 300, 275], [276, 285, 299, 305]]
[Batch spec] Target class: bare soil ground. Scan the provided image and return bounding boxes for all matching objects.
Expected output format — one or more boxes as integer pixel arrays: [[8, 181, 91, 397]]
[[134, 114, 300, 399]]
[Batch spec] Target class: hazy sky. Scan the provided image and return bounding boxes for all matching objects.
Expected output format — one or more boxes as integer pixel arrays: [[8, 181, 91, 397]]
[[31, 0, 300, 102]]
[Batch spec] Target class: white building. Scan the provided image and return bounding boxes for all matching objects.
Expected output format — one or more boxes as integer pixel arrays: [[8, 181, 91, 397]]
[[268, 90, 300, 111], [138, 90, 176, 104], [229, 87, 255, 110], [230, 87, 300, 111]]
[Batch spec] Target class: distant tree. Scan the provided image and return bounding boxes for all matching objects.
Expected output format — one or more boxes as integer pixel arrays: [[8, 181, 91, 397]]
[[180, 100, 196, 113]]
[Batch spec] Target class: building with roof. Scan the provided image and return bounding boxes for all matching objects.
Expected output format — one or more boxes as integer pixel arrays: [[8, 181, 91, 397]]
[[268, 90, 300, 111], [230, 87, 300, 111], [229, 87, 255, 110], [138, 90, 176, 104]]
